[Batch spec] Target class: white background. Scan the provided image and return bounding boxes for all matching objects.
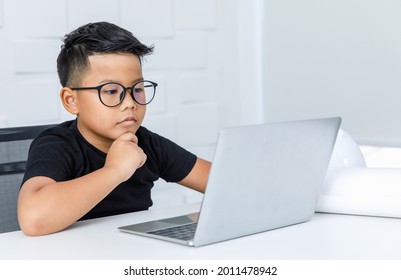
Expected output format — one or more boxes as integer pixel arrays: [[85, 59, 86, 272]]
[[263, 0, 401, 147]]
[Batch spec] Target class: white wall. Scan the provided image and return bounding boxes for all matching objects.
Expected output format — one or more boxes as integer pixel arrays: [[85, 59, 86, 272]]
[[263, 0, 401, 147], [0, 0, 264, 207]]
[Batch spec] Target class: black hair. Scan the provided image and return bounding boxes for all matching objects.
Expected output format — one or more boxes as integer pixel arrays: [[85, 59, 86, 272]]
[[56, 21, 154, 87]]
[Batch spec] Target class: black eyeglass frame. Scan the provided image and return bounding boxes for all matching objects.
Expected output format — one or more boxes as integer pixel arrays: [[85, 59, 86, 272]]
[[70, 80, 158, 107]]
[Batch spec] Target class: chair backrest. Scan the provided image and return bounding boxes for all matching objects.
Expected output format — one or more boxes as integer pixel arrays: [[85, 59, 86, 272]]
[[0, 124, 55, 233]]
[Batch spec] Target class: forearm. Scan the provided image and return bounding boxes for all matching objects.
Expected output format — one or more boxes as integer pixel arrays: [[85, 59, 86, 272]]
[[179, 158, 211, 193], [18, 166, 123, 236]]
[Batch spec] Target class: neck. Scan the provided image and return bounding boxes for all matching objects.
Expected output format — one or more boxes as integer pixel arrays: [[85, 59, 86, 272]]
[[76, 119, 113, 154]]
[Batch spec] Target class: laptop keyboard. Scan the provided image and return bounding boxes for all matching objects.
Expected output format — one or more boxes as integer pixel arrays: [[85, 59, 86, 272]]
[[147, 222, 197, 241]]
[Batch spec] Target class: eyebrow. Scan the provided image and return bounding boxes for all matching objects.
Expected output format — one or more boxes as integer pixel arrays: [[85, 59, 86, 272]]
[[97, 78, 144, 85]]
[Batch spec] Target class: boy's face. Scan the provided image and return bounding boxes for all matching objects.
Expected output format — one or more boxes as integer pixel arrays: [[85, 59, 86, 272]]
[[72, 53, 146, 152]]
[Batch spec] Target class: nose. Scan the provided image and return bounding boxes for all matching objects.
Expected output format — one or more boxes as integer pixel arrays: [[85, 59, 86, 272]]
[[119, 88, 137, 110]]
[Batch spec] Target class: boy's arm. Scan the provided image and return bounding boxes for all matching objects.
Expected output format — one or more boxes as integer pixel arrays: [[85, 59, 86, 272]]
[[18, 132, 146, 236], [178, 158, 211, 193]]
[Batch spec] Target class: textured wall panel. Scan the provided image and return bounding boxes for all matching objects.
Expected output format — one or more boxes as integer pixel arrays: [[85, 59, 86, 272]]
[[121, 0, 173, 38], [12, 40, 60, 74], [0, 0, 3, 28], [142, 74, 167, 115], [0, 115, 7, 127], [0, 33, 7, 80], [0, 82, 7, 123], [6, 80, 60, 126], [68, 0, 120, 30], [142, 113, 177, 142], [174, 32, 207, 69], [9, 0, 67, 37], [179, 73, 215, 103], [175, 0, 216, 29], [142, 39, 173, 70], [177, 103, 220, 146]]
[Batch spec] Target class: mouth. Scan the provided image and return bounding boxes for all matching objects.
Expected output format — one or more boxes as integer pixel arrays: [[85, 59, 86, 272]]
[[118, 116, 137, 125]]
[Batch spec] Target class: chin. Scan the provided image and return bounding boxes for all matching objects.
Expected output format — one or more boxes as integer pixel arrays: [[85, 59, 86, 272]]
[[116, 125, 139, 136]]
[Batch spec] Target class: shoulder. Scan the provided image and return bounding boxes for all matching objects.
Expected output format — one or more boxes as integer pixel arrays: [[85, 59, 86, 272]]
[[136, 126, 197, 182], [136, 126, 185, 155], [23, 120, 82, 183], [136, 126, 169, 147], [33, 120, 76, 143], [30, 120, 80, 153], [136, 126, 157, 139]]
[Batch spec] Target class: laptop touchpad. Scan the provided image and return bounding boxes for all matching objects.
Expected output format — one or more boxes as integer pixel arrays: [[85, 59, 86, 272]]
[[120, 221, 174, 233]]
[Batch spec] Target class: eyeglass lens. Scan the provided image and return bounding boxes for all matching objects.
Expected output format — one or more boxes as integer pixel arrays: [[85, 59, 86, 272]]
[[99, 81, 155, 106]]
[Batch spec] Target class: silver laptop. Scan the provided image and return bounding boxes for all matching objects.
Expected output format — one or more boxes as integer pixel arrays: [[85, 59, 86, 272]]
[[118, 117, 341, 247]]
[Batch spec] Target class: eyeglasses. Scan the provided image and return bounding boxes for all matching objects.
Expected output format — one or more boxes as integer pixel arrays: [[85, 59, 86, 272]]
[[71, 80, 157, 107]]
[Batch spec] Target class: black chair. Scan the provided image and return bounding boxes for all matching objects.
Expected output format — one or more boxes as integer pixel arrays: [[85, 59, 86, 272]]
[[0, 124, 55, 233]]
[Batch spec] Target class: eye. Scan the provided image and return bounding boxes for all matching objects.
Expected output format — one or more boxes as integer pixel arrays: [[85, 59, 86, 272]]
[[134, 88, 144, 94], [101, 83, 122, 95], [103, 89, 119, 95]]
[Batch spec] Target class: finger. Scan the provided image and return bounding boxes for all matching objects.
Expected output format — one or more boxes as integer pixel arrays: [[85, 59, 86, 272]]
[[138, 154, 147, 168], [117, 132, 138, 144]]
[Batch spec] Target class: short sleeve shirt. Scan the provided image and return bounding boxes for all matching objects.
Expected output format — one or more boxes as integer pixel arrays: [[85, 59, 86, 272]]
[[22, 120, 197, 220]]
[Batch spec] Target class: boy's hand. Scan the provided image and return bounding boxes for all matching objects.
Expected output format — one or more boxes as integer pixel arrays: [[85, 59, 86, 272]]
[[105, 132, 147, 182]]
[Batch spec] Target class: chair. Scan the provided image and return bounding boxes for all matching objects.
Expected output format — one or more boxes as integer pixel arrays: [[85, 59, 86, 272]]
[[0, 124, 55, 233]]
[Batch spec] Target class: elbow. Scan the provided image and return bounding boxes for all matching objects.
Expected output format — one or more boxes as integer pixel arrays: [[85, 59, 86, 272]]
[[21, 227, 45, 237], [18, 210, 53, 236], [18, 192, 61, 236], [18, 215, 47, 236], [20, 226, 46, 237], [18, 209, 70, 236]]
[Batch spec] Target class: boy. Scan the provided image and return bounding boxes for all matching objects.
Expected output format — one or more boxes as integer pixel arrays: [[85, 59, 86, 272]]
[[18, 22, 211, 236]]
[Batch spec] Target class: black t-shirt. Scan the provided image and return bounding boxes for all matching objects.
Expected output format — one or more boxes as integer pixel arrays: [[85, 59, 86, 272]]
[[22, 120, 197, 220]]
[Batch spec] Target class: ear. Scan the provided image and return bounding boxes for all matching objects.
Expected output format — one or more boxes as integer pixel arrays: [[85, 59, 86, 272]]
[[60, 87, 79, 115]]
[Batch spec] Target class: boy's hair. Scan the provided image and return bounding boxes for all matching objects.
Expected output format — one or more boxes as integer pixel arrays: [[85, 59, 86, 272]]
[[57, 21, 154, 87]]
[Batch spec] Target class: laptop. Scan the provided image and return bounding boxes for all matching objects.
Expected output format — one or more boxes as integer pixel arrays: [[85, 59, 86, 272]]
[[118, 117, 341, 247]]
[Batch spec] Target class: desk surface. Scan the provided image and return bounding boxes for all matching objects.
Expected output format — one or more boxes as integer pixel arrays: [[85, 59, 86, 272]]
[[1, 203, 401, 260]]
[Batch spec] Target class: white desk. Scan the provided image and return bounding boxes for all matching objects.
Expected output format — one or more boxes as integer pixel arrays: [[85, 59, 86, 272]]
[[1, 202, 401, 260]]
